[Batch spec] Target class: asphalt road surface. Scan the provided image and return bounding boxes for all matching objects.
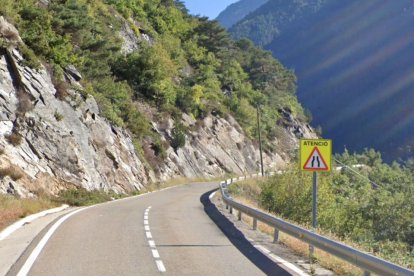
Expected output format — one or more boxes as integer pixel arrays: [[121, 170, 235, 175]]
[[11, 182, 290, 276]]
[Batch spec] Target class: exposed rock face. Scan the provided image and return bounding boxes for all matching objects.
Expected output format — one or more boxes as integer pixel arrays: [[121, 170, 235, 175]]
[[150, 112, 316, 180], [0, 49, 151, 196], [0, 17, 316, 197], [159, 114, 284, 179]]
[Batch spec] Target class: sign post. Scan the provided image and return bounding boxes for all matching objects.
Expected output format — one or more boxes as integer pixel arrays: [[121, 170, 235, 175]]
[[300, 139, 332, 259]]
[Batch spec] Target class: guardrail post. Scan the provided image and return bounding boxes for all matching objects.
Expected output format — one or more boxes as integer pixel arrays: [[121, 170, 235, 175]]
[[273, 228, 279, 243], [253, 218, 257, 230], [226, 204, 228, 209], [229, 206, 233, 214], [238, 210, 242, 221], [364, 271, 371, 276]]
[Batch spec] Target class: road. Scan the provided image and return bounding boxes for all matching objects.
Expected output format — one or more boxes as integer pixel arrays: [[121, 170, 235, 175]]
[[10, 182, 291, 276]]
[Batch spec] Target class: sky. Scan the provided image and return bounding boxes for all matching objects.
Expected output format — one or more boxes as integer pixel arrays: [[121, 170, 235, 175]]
[[182, 0, 239, 19]]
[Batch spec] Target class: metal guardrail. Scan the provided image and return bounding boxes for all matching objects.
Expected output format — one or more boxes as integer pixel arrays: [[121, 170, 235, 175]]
[[219, 175, 414, 276]]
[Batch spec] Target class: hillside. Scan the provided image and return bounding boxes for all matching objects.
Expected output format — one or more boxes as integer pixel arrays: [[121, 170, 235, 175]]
[[216, 0, 268, 29], [0, 0, 314, 196], [229, 0, 330, 46], [229, 0, 414, 161]]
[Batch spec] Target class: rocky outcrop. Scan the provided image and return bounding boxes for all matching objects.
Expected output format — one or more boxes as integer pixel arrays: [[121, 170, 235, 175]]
[[147, 110, 316, 180], [0, 17, 316, 197], [0, 49, 152, 196]]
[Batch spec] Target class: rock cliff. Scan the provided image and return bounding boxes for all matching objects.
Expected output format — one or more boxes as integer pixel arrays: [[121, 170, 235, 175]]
[[0, 17, 315, 197]]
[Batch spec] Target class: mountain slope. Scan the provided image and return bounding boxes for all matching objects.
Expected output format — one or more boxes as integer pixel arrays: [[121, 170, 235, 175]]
[[229, 0, 330, 46], [0, 1, 314, 196], [216, 0, 268, 29], [270, 0, 414, 161], [230, 0, 414, 161]]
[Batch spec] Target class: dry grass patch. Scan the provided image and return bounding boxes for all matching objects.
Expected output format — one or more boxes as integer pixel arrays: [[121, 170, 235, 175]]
[[0, 195, 59, 231], [0, 165, 24, 181], [145, 174, 237, 192], [146, 176, 211, 192], [5, 132, 23, 146]]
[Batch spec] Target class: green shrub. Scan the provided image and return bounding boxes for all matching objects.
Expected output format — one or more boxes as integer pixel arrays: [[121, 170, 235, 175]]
[[171, 122, 186, 150], [231, 149, 414, 268], [58, 188, 112, 206]]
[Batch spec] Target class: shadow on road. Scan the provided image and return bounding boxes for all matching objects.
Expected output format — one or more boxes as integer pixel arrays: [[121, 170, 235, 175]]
[[200, 189, 291, 276]]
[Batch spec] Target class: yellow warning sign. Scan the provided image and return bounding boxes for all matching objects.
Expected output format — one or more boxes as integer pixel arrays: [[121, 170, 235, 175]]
[[300, 139, 332, 172]]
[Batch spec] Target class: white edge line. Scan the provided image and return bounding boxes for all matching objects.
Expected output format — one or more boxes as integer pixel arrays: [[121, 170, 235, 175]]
[[155, 260, 166, 272], [144, 225, 150, 231], [146, 232, 153, 239], [255, 245, 309, 276], [17, 207, 88, 276], [209, 191, 217, 200], [0, 204, 69, 241]]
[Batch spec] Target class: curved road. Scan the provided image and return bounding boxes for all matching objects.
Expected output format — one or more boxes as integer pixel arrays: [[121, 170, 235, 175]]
[[12, 182, 290, 275]]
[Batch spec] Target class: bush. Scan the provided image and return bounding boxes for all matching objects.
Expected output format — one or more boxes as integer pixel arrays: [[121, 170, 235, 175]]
[[54, 111, 64, 121], [5, 132, 22, 146], [16, 89, 34, 114], [170, 122, 186, 150], [58, 188, 112, 206], [0, 165, 24, 180], [232, 150, 414, 268]]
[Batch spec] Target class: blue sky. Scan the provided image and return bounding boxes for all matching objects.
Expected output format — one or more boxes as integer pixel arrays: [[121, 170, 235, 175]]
[[182, 0, 239, 19]]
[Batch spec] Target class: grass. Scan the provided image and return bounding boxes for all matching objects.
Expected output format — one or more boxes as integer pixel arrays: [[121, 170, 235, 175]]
[[0, 194, 59, 231], [57, 187, 126, 206], [145, 174, 237, 192], [5, 132, 23, 146], [0, 165, 24, 180], [227, 189, 365, 275]]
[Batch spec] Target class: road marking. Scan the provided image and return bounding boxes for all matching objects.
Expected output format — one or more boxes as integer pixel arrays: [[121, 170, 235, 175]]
[[152, 249, 160, 258], [148, 240, 156, 248], [254, 245, 308, 276], [0, 204, 69, 241], [144, 206, 166, 273], [17, 207, 88, 276], [209, 191, 216, 200], [156, 260, 166, 272]]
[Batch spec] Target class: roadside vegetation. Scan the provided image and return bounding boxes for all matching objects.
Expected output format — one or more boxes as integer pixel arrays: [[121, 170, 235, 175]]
[[0, 188, 128, 231], [228, 149, 414, 270], [0, 194, 59, 231]]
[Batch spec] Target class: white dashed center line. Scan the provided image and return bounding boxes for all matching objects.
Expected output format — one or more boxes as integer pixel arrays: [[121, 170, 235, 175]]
[[144, 206, 166, 273]]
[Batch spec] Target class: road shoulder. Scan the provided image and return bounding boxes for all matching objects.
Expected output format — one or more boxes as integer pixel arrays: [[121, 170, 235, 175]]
[[0, 207, 76, 276]]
